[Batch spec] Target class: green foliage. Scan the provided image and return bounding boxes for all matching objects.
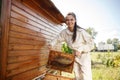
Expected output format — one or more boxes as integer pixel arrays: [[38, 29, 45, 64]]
[[101, 53, 114, 67], [118, 44, 120, 50], [106, 58, 114, 67], [113, 43, 118, 51], [112, 38, 119, 51], [61, 42, 73, 54], [113, 55, 120, 67], [101, 53, 120, 67], [91, 51, 120, 67], [107, 38, 112, 44], [86, 27, 97, 39], [91, 52, 120, 80]]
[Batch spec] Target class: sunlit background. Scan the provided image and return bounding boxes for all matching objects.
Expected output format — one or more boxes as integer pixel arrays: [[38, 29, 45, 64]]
[[51, 0, 120, 45]]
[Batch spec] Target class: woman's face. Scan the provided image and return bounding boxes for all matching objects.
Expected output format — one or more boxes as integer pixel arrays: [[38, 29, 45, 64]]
[[66, 15, 76, 29]]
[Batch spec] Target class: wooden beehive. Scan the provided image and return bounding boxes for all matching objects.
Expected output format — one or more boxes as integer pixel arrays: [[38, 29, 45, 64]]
[[0, 0, 65, 80]]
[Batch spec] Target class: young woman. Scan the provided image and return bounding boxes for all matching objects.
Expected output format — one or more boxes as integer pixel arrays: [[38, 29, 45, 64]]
[[49, 12, 94, 80]]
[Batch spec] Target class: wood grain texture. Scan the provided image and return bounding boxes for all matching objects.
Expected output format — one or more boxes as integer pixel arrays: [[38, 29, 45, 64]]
[[1, 0, 64, 80], [47, 50, 75, 73], [43, 74, 74, 80], [0, 0, 11, 80]]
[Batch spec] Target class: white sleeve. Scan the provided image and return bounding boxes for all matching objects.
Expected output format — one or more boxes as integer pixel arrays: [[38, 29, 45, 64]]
[[50, 30, 65, 47], [77, 30, 94, 53]]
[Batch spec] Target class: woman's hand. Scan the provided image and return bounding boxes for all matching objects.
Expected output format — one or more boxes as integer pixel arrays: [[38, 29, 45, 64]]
[[48, 44, 52, 50], [75, 51, 82, 57]]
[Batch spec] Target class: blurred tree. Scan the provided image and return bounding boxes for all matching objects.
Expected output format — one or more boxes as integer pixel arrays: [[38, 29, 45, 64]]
[[107, 39, 112, 44], [118, 43, 120, 50], [86, 27, 97, 51], [86, 27, 97, 39], [112, 38, 119, 51]]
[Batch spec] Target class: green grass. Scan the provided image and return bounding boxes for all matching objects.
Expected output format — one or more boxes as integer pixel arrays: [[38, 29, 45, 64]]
[[92, 65, 120, 80], [91, 52, 120, 80]]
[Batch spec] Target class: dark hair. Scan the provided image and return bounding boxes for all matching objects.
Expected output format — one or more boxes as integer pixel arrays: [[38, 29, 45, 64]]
[[67, 12, 81, 42]]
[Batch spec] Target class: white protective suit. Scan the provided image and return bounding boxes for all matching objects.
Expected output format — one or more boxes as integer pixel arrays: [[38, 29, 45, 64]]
[[50, 28, 94, 80]]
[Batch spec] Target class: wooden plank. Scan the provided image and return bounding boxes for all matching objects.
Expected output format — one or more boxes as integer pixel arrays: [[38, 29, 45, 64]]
[[11, 11, 47, 31], [22, 0, 60, 25], [7, 59, 40, 70], [11, 3, 59, 33], [9, 44, 44, 50], [12, 0, 44, 21], [11, 11, 58, 35], [9, 37, 45, 45], [10, 24, 51, 42], [7, 66, 47, 80], [0, 26, 1, 37], [8, 54, 41, 63], [6, 60, 42, 77], [9, 30, 47, 42], [8, 52, 48, 63], [32, 0, 64, 23], [6, 55, 48, 74], [0, 0, 11, 80], [10, 17, 40, 32], [10, 18, 54, 39], [8, 50, 42, 56], [0, 22, 1, 62], [10, 24, 39, 36], [43, 74, 73, 80], [12, 0, 57, 29]]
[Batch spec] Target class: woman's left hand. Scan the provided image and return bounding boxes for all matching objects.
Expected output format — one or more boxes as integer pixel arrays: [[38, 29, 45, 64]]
[[75, 51, 82, 57], [48, 44, 52, 50]]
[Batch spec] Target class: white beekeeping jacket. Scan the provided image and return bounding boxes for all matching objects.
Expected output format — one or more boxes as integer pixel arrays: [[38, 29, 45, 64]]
[[50, 28, 94, 54], [50, 28, 94, 80]]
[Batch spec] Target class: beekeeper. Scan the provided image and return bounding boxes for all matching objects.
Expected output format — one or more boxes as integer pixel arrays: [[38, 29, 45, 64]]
[[49, 12, 94, 80]]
